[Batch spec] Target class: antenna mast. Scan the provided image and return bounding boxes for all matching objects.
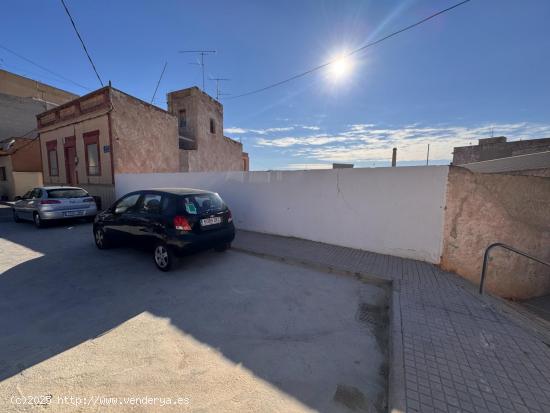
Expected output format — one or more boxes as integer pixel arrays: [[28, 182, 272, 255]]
[[179, 50, 216, 91]]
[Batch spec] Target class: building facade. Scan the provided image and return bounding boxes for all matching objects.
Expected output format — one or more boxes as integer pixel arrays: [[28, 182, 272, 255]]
[[167, 87, 247, 172], [36, 86, 248, 208], [37, 87, 178, 207], [453, 136, 550, 165], [0, 137, 43, 200]]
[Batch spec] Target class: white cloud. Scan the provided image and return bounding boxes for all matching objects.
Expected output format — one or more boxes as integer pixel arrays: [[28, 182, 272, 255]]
[[255, 122, 550, 163], [276, 163, 333, 170], [225, 126, 295, 135]]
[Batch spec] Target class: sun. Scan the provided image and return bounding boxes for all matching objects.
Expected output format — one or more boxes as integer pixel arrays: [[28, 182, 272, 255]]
[[327, 53, 354, 82]]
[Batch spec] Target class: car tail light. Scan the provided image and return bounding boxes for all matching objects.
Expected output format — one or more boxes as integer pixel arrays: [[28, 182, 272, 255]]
[[83, 197, 95, 202], [174, 215, 192, 231], [227, 209, 233, 223], [40, 199, 61, 204]]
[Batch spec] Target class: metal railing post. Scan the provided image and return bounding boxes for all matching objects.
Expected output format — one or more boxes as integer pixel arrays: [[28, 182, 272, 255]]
[[479, 242, 550, 295]]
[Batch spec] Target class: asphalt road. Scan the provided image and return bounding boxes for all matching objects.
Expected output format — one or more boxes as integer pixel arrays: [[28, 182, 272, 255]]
[[0, 216, 388, 413]]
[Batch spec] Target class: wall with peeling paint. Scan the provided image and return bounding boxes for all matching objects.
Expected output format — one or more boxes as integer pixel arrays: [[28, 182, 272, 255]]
[[441, 167, 550, 299]]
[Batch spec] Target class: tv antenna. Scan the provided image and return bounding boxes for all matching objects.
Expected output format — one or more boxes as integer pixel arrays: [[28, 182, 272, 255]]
[[210, 77, 230, 101], [179, 50, 216, 91]]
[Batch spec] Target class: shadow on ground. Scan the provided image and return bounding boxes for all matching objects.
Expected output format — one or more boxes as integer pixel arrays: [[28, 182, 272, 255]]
[[0, 212, 389, 413]]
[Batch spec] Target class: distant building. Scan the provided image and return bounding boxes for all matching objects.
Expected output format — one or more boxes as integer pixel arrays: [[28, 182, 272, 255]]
[[452, 136, 550, 165], [37, 86, 248, 207], [167, 87, 246, 172], [333, 163, 354, 169], [452, 136, 550, 177], [0, 137, 43, 200], [0, 70, 79, 199]]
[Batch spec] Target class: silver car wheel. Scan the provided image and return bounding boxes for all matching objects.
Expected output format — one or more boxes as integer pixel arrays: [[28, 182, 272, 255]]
[[155, 245, 169, 268], [95, 229, 104, 247], [34, 213, 41, 227]]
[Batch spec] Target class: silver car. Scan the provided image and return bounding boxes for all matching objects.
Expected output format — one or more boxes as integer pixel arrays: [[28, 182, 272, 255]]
[[13, 186, 98, 228]]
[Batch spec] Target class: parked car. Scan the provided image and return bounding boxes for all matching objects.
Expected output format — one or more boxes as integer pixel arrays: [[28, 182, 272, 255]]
[[13, 186, 98, 228], [93, 188, 235, 271]]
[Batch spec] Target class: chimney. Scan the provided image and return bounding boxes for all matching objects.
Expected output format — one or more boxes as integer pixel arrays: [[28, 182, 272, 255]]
[[391, 148, 397, 167]]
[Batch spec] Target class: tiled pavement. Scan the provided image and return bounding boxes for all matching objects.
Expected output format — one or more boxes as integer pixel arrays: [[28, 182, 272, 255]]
[[233, 230, 550, 413]]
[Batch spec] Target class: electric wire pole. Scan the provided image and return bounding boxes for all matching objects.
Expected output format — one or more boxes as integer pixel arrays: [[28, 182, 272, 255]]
[[179, 50, 216, 91]]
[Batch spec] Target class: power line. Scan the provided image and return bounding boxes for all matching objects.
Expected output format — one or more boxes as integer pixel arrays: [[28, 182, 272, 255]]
[[228, 0, 471, 100], [0, 44, 92, 91], [151, 61, 168, 104], [60, 0, 103, 86]]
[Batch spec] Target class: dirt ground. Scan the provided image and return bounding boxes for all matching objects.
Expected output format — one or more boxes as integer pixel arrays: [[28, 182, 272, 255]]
[[0, 214, 389, 412]]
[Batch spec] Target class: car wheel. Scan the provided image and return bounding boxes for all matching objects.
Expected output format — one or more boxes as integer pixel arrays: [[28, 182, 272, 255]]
[[85, 216, 95, 223], [215, 242, 231, 252], [154, 242, 174, 272], [33, 212, 44, 228], [13, 210, 21, 223], [94, 227, 110, 249]]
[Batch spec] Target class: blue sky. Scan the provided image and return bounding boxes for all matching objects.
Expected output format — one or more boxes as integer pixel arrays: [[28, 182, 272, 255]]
[[1, 0, 549, 170]]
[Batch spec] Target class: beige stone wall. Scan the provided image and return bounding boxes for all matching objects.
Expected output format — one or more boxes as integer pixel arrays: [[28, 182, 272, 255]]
[[12, 172, 43, 198], [0, 155, 14, 200], [39, 113, 112, 186], [0, 69, 78, 105], [110, 89, 179, 173], [441, 167, 550, 299], [167, 87, 245, 172]]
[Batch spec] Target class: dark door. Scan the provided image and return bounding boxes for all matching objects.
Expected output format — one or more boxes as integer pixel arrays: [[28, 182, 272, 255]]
[[132, 192, 164, 247], [103, 192, 142, 242], [64, 145, 77, 185]]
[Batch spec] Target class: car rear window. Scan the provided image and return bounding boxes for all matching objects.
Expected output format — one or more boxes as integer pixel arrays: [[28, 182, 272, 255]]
[[180, 193, 225, 215], [47, 188, 89, 198]]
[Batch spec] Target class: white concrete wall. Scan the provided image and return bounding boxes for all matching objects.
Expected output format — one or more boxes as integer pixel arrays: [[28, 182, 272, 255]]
[[115, 166, 449, 263]]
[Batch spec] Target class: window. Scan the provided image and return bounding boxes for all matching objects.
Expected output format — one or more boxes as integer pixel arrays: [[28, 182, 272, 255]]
[[209, 118, 216, 134], [181, 193, 224, 215], [83, 131, 101, 176], [47, 188, 88, 198], [139, 193, 162, 214], [30, 189, 42, 199], [179, 109, 187, 128], [0, 167, 6, 181], [46, 140, 59, 176], [114, 193, 141, 214]]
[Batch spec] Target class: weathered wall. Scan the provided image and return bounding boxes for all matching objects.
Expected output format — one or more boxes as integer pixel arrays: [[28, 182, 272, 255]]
[[0, 69, 78, 105], [441, 167, 550, 299], [12, 172, 43, 198], [116, 166, 450, 263], [0, 155, 14, 200], [39, 114, 112, 186], [167, 87, 244, 172], [110, 88, 179, 173], [11, 138, 42, 172]]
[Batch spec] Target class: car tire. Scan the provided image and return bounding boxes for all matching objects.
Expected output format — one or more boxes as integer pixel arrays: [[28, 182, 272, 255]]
[[94, 227, 111, 249], [215, 242, 231, 252], [85, 216, 95, 223], [33, 212, 44, 228], [13, 210, 21, 223], [154, 242, 174, 272]]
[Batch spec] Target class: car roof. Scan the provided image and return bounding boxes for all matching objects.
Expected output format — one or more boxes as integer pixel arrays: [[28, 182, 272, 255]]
[[146, 188, 215, 196]]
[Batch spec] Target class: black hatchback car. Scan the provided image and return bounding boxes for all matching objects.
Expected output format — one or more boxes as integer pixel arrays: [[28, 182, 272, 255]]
[[93, 188, 235, 271]]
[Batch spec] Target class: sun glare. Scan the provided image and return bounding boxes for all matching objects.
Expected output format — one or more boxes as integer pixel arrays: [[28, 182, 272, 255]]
[[327, 53, 354, 83]]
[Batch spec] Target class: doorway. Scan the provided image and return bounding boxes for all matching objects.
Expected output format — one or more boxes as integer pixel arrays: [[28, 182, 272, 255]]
[[64, 137, 77, 185]]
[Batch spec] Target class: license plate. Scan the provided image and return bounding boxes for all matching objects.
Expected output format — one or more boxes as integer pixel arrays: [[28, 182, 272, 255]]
[[64, 210, 84, 217], [200, 216, 222, 226]]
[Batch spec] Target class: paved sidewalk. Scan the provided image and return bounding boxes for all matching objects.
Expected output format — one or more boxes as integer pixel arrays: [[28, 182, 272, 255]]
[[233, 230, 550, 413]]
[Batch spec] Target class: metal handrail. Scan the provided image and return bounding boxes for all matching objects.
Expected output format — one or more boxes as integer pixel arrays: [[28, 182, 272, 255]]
[[479, 242, 550, 294]]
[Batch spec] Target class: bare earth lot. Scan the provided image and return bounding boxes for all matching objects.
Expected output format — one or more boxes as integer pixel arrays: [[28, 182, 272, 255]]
[[0, 213, 388, 413]]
